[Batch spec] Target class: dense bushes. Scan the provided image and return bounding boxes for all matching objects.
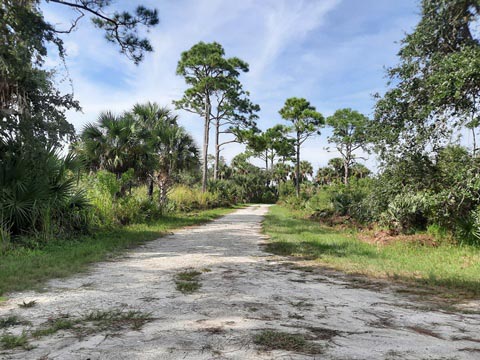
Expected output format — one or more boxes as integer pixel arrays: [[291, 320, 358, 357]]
[[281, 145, 480, 244], [0, 149, 91, 245], [0, 163, 241, 251]]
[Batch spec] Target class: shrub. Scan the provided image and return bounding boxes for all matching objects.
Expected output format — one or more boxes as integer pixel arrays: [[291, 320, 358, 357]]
[[169, 185, 222, 211], [0, 149, 91, 241], [381, 192, 430, 233]]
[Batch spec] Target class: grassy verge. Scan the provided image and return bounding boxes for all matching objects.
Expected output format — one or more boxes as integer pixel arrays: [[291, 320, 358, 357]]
[[0, 207, 236, 296], [263, 205, 480, 297]]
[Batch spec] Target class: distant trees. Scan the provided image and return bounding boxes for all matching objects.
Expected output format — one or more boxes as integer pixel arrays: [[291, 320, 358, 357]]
[[245, 125, 294, 171], [315, 158, 370, 186], [326, 108, 370, 185], [279, 97, 324, 196], [175, 42, 257, 191]]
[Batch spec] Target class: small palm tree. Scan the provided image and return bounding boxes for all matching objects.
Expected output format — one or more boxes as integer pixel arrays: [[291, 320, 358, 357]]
[[77, 111, 142, 178], [132, 102, 199, 204], [299, 160, 313, 182]]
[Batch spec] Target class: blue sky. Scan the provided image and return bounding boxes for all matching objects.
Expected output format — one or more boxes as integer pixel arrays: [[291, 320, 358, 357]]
[[43, 0, 420, 171]]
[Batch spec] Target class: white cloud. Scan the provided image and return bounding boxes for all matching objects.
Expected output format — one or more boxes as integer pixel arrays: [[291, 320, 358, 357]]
[[40, 0, 417, 173]]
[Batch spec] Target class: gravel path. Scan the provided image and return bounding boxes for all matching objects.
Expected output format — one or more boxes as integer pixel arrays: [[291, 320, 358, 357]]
[[1, 204, 479, 359]]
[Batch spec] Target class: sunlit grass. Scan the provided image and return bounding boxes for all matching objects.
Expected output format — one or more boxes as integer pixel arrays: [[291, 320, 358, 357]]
[[263, 205, 480, 296]]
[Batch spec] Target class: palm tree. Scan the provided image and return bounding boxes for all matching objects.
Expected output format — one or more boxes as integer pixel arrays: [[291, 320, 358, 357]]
[[77, 111, 142, 178], [315, 167, 334, 185], [351, 163, 371, 179], [299, 160, 313, 182], [131, 103, 199, 204], [77, 102, 199, 205]]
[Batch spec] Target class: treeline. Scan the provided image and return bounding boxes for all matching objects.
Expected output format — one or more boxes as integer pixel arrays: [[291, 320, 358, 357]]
[[282, 0, 480, 245], [1, 0, 480, 250]]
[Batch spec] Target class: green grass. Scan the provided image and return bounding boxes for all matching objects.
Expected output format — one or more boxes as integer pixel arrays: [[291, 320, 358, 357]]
[[263, 205, 480, 296], [175, 281, 201, 294], [32, 318, 77, 338], [175, 269, 202, 294], [0, 207, 235, 296], [83, 308, 153, 331], [176, 270, 202, 281], [253, 330, 321, 354], [0, 332, 31, 350], [0, 315, 28, 329]]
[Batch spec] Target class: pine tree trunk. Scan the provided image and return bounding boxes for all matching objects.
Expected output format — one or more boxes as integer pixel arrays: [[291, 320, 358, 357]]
[[295, 134, 300, 197], [344, 161, 349, 185], [214, 118, 220, 181], [202, 97, 210, 193], [473, 127, 477, 156]]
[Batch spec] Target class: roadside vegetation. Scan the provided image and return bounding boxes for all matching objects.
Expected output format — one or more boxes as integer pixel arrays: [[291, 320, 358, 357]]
[[1, 0, 480, 303], [264, 206, 480, 296], [0, 207, 234, 295]]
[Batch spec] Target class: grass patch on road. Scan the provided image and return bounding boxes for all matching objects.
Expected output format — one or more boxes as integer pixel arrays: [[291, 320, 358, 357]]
[[0, 315, 28, 329], [0, 207, 235, 296], [175, 269, 202, 294], [254, 330, 321, 354], [32, 318, 77, 338], [263, 205, 480, 297], [83, 308, 153, 331], [0, 332, 31, 350]]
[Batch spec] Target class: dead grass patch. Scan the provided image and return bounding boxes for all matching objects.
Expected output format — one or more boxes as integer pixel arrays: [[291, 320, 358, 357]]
[[407, 325, 443, 339]]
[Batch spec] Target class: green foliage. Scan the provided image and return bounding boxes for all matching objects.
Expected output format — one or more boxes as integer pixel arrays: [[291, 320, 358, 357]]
[[382, 192, 430, 233], [1, 0, 158, 195], [264, 205, 480, 296], [254, 330, 321, 354], [0, 149, 90, 240], [326, 108, 370, 184], [279, 97, 324, 196], [174, 41, 251, 191], [169, 185, 222, 212], [245, 124, 295, 171], [279, 98, 324, 137], [372, 0, 480, 159], [77, 103, 200, 207], [328, 180, 372, 221], [0, 331, 31, 350]]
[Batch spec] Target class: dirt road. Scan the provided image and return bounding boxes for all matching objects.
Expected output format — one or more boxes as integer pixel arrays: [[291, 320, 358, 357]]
[[1, 205, 479, 359]]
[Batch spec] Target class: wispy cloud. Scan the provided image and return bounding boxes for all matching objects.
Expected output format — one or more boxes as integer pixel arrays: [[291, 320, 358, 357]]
[[41, 0, 419, 171]]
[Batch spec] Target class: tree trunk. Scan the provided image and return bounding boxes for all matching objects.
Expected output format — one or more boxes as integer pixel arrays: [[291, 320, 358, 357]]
[[147, 177, 154, 198], [158, 180, 168, 208], [202, 97, 210, 193], [265, 150, 268, 172], [472, 127, 477, 156], [214, 118, 220, 181], [295, 134, 300, 197], [155, 172, 170, 211], [344, 162, 349, 185]]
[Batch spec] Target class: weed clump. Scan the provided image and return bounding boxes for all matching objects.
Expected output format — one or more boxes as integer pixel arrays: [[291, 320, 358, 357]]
[[253, 330, 321, 354], [175, 269, 202, 294]]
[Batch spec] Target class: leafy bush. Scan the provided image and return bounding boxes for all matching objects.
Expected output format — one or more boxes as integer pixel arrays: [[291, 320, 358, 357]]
[[0, 149, 90, 241], [381, 192, 430, 233], [169, 185, 222, 212]]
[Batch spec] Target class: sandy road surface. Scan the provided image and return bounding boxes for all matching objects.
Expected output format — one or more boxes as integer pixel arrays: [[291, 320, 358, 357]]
[[1, 205, 479, 359]]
